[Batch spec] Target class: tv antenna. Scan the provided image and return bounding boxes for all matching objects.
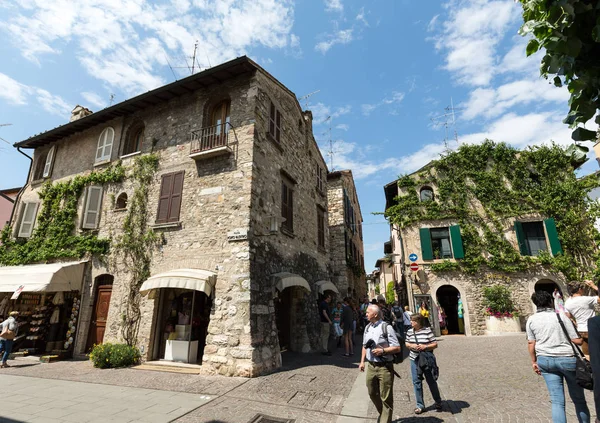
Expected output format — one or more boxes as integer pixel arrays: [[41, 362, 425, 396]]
[[324, 116, 337, 171], [298, 90, 320, 109], [0, 123, 12, 147], [164, 41, 205, 79], [109, 94, 115, 106], [430, 98, 464, 153]]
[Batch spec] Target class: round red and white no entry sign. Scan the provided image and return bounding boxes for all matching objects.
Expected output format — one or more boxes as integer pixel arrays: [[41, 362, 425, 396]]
[[410, 263, 419, 272]]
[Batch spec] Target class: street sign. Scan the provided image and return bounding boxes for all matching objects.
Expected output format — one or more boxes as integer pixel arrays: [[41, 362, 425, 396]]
[[409, 253, 418, 262], [11, 285, 24, 300], [410, 263, 419, 272]]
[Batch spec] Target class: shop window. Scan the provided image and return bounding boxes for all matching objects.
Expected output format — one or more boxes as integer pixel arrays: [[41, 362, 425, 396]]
[[96, 127, 114, 163], [281, 180, 294, 233], [82, 186, 104, 229], [317, 206, 326, 249], [156, 171, 184, 224], [123, 125, 144, 156], [269, 101, 282, 143], [115, 193, 128, 210], [33, 146, 56, 180], [17, 202, 39, 238], [420, 186, 434, 202]]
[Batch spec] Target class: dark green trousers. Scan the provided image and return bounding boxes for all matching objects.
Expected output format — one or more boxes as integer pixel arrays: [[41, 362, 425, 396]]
[[366, 362, 394, 423]]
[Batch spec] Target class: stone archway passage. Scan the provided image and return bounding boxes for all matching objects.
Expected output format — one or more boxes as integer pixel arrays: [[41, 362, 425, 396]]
[[535, 279, 563, 311], [436, 285, 464, 335]]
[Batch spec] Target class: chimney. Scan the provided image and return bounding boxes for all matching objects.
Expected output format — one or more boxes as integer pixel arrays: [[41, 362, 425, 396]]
[[70, 105, 93, 122]]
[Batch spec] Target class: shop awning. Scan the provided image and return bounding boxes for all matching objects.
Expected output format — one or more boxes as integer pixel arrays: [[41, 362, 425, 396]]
[[139, 269, 217, 296], [315, 280, 340, 295], [272, 272, 311, 292], [0, 261, 86, 292]]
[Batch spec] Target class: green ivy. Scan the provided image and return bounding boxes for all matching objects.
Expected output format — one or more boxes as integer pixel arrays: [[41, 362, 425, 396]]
[[0, 163, 125, 265], [384, 141, 600, 280], [111, 153, 160, 346]]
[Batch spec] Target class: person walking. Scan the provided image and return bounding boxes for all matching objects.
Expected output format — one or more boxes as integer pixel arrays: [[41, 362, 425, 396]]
[[359, 304, 401, 423], [319, 295, 333, 356], [564, 280, 600, 357], [405, 313, 442, 414], [403, 306, 412, 334], [528, 290, 590, 423], [391, 301, 404, 338], [0, 311, 19, 368], [341, 297, 354, 356]]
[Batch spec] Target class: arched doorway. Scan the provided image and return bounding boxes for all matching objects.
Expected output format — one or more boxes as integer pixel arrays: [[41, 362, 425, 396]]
[[534, 279, 564, 311], [275, 287, 293, 352], [436, 285, 464, 335]]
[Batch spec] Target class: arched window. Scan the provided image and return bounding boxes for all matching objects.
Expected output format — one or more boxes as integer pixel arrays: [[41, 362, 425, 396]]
[[123, 125, 144, 156], [420, 187, 434, 202], [96, 127, 114, 162], [115, 193, 128, 210]]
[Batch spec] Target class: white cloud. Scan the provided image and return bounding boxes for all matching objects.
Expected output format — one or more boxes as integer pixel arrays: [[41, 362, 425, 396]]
[[434, 0, 519, 86], [462, 78, 569, 120], [315, 29, 353, 54], [3, 0, 296, 95], [0, 72, 72, 117], [356, 7, 368, 26], [310, 102, 352, 125], [361, 91, 405, 116], [427, 14, 439, 32], [324, 0, 343, 13], [336, 124, 349, 131], [0, 73, 29, 105], [82, 91, 107, 109]]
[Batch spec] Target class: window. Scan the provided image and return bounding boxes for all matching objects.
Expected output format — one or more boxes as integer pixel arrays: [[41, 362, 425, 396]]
[[96, 127, 114, 162], [420, 225, 465, 260], [211, 100, 231, 135], [515, 221, 548, 256], [156, 171, 184, 224], [33, 146, 55, 180], [123, 125, 144, 156], [18, 202, 38, 238], [82, 186, 104, 229], [115, 193, 128, 210], [269, 102, 282, 143], [317, 206, 325, 249], [420, 187, 434, 202], [316, 164, 325, 192], [281, 180, 294, 233]]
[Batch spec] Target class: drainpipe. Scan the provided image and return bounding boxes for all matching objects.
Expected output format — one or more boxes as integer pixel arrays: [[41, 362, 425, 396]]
[[9, 147, 33, 226]]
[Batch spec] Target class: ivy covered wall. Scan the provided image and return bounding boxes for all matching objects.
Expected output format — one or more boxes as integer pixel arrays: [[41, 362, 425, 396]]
[[384, 141, 600, 280]]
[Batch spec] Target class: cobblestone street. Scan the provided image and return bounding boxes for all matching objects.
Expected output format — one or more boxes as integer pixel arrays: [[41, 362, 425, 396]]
[[0, 334, 594, 422]]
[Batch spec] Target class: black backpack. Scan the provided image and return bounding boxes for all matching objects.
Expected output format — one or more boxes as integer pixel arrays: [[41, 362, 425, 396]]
[[381, 322, 404, 364]]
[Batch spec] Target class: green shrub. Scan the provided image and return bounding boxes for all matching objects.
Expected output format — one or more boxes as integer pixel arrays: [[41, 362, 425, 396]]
[[89, 343, 141, 369], [483, 285, 518, 318], [386, 282, 396, 304]]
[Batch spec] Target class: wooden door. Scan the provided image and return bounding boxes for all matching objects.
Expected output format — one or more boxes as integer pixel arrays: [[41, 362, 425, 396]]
[[86, 285, 112, 351]]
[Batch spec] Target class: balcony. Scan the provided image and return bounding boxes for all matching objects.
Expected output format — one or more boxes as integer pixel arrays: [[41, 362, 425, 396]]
[[189, 123, 236, 160]]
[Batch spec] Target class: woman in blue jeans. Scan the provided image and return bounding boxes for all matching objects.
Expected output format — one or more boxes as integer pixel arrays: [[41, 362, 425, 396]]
[[405, 314, 442, 414], [527, 291, 590, 423]]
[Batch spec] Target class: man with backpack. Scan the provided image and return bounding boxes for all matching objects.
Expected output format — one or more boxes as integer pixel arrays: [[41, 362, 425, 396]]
[[359, 304, 401, 423]]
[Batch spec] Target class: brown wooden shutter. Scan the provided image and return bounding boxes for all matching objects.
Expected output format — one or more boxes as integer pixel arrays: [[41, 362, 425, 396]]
[[156, 173, 173, 223], [269, 102, 276, 137], [168, 171, 184, 222], [288, 188, 293, 231]]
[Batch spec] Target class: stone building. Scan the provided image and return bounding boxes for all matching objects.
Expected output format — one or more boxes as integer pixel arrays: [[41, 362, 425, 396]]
[[3, 57, 364, 377], [384, 162, 567, 336], [327, 170, 366, 299], [0, 187, 20, 230]]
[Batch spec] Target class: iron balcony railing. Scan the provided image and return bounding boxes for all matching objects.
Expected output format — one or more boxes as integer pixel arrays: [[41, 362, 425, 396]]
[[190, 122, 236, 155]]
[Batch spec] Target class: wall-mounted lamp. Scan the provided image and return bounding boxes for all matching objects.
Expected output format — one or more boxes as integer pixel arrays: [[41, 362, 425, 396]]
[[269, 216, 286, 233]]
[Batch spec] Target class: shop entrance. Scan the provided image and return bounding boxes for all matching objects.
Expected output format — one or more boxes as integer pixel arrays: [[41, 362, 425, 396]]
[[436, 285, 464, 335], [86, 275, 113, 351], [275, 288, 292, 352], [152, 289, 211, 364]]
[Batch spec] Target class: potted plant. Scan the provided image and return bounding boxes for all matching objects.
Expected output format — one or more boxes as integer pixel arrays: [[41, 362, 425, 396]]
[[482, 285, 521, 335]]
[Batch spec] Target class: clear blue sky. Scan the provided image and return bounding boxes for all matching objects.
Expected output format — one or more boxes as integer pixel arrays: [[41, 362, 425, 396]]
[[0, 0, 596, 271]]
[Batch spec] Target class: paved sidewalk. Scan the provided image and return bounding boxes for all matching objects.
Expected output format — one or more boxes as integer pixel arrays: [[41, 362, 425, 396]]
[[0, 334, 596, 422]]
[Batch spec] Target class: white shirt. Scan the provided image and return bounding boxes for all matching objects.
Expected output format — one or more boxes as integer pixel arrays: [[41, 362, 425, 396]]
[[526, 310, 579, 357], [362, 320, 399, 362], [564, 295, 598, 332]]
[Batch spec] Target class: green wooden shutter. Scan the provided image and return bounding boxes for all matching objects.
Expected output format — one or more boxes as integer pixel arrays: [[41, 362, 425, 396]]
[[450, 225, 465, 259], [420, 228, 433, 260], [544, 218, 563, 256], [514, 221, 529, 255]]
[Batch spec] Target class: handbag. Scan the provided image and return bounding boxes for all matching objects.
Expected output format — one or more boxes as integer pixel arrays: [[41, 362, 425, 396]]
[[556, 313, 593, 390], [0, 324, 15, 340]]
